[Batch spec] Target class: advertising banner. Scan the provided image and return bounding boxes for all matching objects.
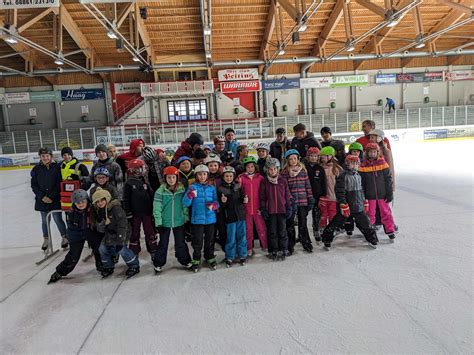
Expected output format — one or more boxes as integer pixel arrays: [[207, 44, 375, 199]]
[[375, 74, 397, 85], [218, 68, 259, 82], [396, 72, 444, 83], [220, 80, 261, 93], [262, 79, 300, 90], [114, 82, 141, 94], [331, 74, 369, 87], [300, 77, 332, 89], [0, 0, 59, 9], [30, 91, 61, 103], [61, 89, 105, 101], [5, 92, 30, 104], [445, 70, 474, 81], [423, 129, 448, 140]]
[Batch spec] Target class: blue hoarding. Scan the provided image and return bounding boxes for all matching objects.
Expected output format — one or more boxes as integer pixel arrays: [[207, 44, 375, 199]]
[[262, 79, 300, 90], [61, 89, 105, 101]]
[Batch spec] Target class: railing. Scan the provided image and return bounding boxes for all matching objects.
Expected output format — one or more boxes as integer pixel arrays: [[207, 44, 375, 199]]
[[112, 95, 144, 122], [1, 105, 473, 155]]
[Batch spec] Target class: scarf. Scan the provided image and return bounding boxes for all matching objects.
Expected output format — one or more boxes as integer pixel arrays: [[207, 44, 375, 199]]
[[289, 165, 302, 178], [267, 175, 279, 185]]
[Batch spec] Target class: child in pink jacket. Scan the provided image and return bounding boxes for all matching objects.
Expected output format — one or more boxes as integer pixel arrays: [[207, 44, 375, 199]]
[[238, 156, 267, 256], [319, 146, 343, 228]]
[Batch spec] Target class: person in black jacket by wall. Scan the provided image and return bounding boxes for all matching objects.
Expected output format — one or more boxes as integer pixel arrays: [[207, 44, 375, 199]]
[[290, 123, 322, 158], [320, 126, 346, 164]]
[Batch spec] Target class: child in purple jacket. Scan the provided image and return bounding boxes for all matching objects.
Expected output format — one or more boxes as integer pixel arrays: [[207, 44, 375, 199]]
[[259, 158, 293, 261]]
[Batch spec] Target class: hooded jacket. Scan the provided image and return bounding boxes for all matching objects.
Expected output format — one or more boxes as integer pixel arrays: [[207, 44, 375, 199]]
[[123, 176, 154, 216], [239, 173, 264, 216], [290, 132, 322, 158], [31, 161, 62, 211], [66, 203, 92, 243], [217, 182, 246, 223], [92, 199, 128, 246], [335, 169, 366, 214], [85, 158, 124, 196], [60, 157, 89, 181], [359, 157, 393, 201], [172, 141, 193, 165], [116, 139, 145, 178], [183, 182, 218, 225], [259, 175, 292, 214], [224, 140, 240, 158], [153, 183, 189, 228]]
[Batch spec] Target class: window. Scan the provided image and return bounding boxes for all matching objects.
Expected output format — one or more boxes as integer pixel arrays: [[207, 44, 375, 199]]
[[167, 99, 208, 122]]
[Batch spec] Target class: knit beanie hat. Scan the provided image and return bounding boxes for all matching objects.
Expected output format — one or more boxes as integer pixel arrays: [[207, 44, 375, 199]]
[[186, 133, 204, 147], [61, 146, 73, 157], [95, 144, 108, 155], [92, 187, 112, 205]]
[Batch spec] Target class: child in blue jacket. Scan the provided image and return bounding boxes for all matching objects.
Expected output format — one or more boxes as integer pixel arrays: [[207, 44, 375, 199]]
[[183, 164, 219, 272]]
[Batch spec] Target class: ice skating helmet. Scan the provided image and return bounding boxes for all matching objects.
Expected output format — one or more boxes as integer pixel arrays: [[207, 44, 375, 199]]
[[163, 166, 179, 176], [204, 153, 222, 165], [320, 146, 336, 156], [175, 156, 192, 167], [345, 155, 360, 171], [348, 142, 363, 152], [71, 189, 89, 204], [213, 135, 225, 144], [369, 129, 384, 143], [365, 142, 380, 152], [194, 164, 209, 174], [142, 146, 158, 162], [222, 166, 236, 175], [38, 147, 53, 156], [265, 157, 281, 170], [256, 143, 270, 152], [242, 156, 257, 165], [94, 167, 111, 177], [307, 147, 320, 156], [284, 149, 300, 159], [127, 159, 147, 176]]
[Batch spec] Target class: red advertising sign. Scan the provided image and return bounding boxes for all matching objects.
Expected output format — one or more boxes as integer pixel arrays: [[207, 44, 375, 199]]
[[220, 80, 261, 93]]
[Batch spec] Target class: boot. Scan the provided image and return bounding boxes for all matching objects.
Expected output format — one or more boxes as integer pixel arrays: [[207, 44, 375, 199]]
[[41, 238, 49, 251], [125, 266, 140, 279], [191, 259, 200, 273], [61, 235, 69, 249], [154, 266, 162, 274], [48, 271, 61, 284], [302, 243, 313, 253], [224, 259, 233, 268], [271, 252, 278, 261], [112, 255, 119, 264], [239, 258, 246, 266], [314, 231, 322, 243], [101, 268, 114, 278]]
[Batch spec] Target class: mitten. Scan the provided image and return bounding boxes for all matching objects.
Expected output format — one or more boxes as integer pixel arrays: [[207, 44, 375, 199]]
[[340, 203, 351, 218], [187, 187, 197, 199], [206, 202, 219, 211], [364, 200, 370, 214]]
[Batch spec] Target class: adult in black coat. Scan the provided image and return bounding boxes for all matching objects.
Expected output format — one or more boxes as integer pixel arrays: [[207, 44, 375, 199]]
[[31, 147, 68, 250], [269, 127, 291, 166], [290, 123, 322, 158], [320, 126, 346, 164]]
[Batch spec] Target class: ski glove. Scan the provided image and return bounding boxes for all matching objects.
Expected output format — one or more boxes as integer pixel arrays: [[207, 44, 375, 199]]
[[187, 187, 197, 200], [364, 200, 370, 214], [260, 209, 270, 221], [206, 202, 219, 211], [385, 195, 393, 203], [307, 198, 316, 212], [340, 203, 351, 218]]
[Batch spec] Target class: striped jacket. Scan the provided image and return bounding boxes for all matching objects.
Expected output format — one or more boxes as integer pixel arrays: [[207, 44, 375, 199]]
[[281, 167, 313, 206]]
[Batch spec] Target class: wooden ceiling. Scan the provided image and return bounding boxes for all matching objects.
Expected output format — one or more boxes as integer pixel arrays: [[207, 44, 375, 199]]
[[1, 0, 473, 85]]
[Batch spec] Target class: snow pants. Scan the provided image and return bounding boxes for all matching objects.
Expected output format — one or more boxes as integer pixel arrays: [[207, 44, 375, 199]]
[[319, 199, 337, 228], [129, 214, 158, 255], [225, 220, 247, 260], [245, 214, 267, 251], [367, 199, 396, 234], [311, 204, 322, 239], [322, 211, 378, 246], [153, 226, 191, 268], [191, 224, 215, 263], [287, 206, 312, 253], [267, 214, 288, 253], [99, 244, 139, 269]]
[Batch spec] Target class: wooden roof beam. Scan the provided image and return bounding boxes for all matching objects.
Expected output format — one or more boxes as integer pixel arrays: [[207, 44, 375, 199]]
[[17, 8, 57, 33], [260, 0, 277, 60], [435, 0, 474, 14], [277, 0, 298, 20], [355, 0, 387, 18], [311, 0, 344, 57], [132, 3, 156, 80], [117, 3, 134, 29]]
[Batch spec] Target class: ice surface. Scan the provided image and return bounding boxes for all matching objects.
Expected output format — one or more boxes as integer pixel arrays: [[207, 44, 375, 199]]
[[0, 139, 473, 354]]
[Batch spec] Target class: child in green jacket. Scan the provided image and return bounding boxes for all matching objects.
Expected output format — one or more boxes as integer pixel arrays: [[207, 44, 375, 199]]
[[152, 166, 192, 273]]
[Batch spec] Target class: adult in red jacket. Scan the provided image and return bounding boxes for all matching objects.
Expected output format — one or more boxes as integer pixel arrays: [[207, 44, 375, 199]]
[[171, 133, 204, 165], [356, 120, 391, 150], [116, 138, 145, 179]]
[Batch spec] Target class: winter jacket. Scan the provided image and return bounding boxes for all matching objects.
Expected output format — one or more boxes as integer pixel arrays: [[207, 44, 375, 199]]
[[89, 183, 120, 201], [115, 139, 145, 179], [239, 173, 264, 216], [92, 199, 128, 246], [183, 183, 219, 225], [335, 170, 366, 214], [153, 183, 189, 228], [356, 135, 392, 150], [230, 160, 245, 176], [179, 169, 195, 189], [172, 141, 193, 165], [290, 132, 322, 158], [146, 157, 170, 192], [66, 204, 91, 243], [257, 158, 267, 175], [270, 139, 291, 166], [123, 176, 154, 216], [359, 157, 393, 201], [217, 182, 246, 223], [86, 158, 124, 196], [208, 172, 222, 188], [304, 161, 327, 202], [281, 168, 313, 206], [30, 161, 62, 211], [321, 162, 340, 201], [60, 157, 89, 181], [259, 176, 292, 214], [224, 140, 240, 158], [321, 139, 346, 164]]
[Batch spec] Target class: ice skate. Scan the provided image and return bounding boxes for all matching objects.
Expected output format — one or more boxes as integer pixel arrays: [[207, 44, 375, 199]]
[[239, 258, 246, 266], [208, 259, 217, 270], [271, 252, 278, 261], [368, 242, 378, 249], [154, 266, 162, 274], [101, 268, 114, 278], [125, 266, 140, 279], [277, 251, 286, 261], [323, 243, 331, 251], [41, 238, 49, 251], [184, 262, 193, 270], [388, 233, 396, 242], [60, 235, 69, 249], [112, 255, 119, 264], [48, 271, 61, 284], [224, 259, 233, 268], [314, 232, 322, 244], [302, 243, 313, 253], [346, 231, 353, 238]]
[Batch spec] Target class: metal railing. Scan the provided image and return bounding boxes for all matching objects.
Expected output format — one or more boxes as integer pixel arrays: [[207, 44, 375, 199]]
[[1, 105, 473, 155]]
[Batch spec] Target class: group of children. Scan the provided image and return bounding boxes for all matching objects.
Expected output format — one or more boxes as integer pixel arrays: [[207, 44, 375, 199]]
[[36, 126, 397, 284]]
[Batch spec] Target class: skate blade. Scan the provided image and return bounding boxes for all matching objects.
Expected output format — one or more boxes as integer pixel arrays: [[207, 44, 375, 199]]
[[323, 246, 330, 251], [368, 243, 377, 249]]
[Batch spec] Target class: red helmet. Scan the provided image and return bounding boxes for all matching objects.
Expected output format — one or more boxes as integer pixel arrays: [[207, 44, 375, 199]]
[[163, 166, 179, 176], [307, 147, 320, 155], [345, 155, 360, 164], [127, 159, 145, 169], [365, 142, 380, 152]]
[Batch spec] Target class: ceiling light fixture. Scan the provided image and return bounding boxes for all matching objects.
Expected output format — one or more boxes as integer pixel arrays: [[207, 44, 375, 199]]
[[107, 29, 118, 39], [5, 35, 18, 44], [203, 26, 211, 36], [298, 23, 308, 32], [415, 42, 425, 48], [132, 56, 140, 62], [345, 38, 355, 52], [205, 52, 212, 59]]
